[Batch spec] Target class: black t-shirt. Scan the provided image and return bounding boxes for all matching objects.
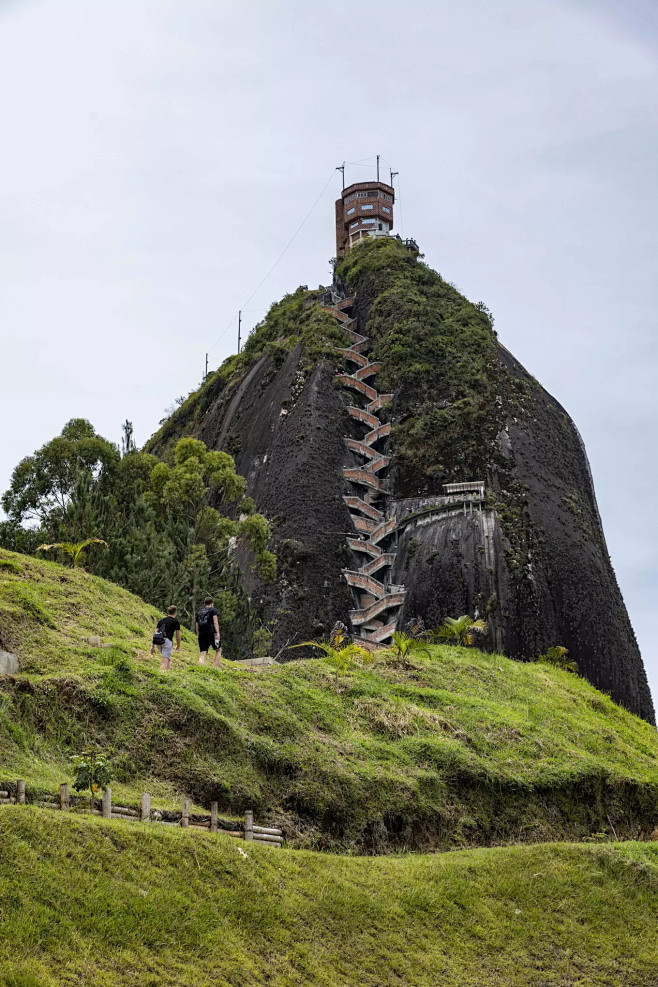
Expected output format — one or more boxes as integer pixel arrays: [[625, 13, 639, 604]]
[[196, 606, 219, 635], [157, 616, 181, 641]]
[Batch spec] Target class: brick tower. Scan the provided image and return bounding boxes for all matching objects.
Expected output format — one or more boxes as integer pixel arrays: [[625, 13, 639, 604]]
[[335, 181, 395, 258]]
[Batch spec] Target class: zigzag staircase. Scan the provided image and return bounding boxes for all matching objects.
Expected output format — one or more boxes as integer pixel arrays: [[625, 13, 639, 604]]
[[323, 292, 405, 645]]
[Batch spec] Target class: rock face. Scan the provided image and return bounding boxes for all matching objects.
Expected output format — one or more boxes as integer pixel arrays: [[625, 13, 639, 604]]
[[196, 345, 354, 652], [0, 650, 19, 675], [392, 341, 651, 723], [153, 239, 654, 723]]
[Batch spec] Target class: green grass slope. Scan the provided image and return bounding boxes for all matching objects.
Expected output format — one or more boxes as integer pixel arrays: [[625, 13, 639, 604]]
[[1, 548, 658, 850], [1, 807, 658, 987]]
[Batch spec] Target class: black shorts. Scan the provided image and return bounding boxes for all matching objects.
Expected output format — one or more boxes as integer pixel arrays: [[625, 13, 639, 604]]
[[198, 632, 219, 653]]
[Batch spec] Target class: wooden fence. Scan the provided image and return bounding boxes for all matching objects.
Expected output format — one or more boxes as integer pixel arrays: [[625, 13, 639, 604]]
[[0, 781, 284, 846]]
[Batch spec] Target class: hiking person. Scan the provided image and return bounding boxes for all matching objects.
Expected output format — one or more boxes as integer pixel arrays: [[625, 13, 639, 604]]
[[151, 604, 181, 671], [196, 596, 221, 667]]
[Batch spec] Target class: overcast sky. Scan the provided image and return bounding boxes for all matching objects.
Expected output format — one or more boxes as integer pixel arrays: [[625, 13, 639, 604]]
[[1, 0, 656, 704]]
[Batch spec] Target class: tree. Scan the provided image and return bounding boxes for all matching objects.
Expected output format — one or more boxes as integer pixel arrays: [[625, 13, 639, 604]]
[[2, 419, 119, 526], [537, 645, 579, 674], [148, 438, 275, 626], [120, 420, 137, 457], [432, 615, 488, 646], [1, 425, 276, 646], [71, 748, 115, 814], [252, 626, 273, 658], [36, 538, 108, 568]]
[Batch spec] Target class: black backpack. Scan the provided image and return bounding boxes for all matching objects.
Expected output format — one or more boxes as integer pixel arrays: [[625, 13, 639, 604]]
[[197, 606, 214, 632], [152, 620, 166, 646]]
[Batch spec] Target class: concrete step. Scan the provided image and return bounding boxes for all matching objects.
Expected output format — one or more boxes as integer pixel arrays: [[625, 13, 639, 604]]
[[343, 468, 389, 494], [364, 619, 398, 643], [364, 421, 391, 445], [369, 516, 397, 545], [322, 306, 355, 325], [344, 327, 370, 349], [336, 348, 369, 369], [367, 393, 393, 414], [345, 437, 380, 461], [350, 591, 406, 626], [347, 537, 382, 557], [347, 406, 380, 430], [367, 455, 390, 474], [354, 362, 381, 381], [340, 376, 377, 402], [351, 515, 377, 535], [343, 496, 384, 523], [361, 552, 395, 576], [343, 570, 386, 598]]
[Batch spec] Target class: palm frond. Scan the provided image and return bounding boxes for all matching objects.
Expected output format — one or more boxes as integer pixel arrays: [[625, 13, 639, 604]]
[[36, 538, 108, 567]]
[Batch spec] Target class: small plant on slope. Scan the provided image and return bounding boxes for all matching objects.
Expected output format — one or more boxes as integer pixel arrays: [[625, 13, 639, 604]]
[[385, 631, 430, 669], [432, 615, 488, 646], [252, 626, 273, 659], [36, 538, 108, 569], [537, 645, 579, 674], [71, 748, 115, 814], [292, 631, 371, 686]]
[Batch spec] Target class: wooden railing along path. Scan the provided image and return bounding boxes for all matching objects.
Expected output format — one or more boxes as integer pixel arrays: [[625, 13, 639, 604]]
[[0, 781, 284, 846]]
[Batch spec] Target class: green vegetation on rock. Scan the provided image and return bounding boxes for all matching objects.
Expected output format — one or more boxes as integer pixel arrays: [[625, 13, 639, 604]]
[[1, 808, 658, 986], [337, 238, 502, 494], [146, 286, 346, 458], [1, 548, 657, 850]]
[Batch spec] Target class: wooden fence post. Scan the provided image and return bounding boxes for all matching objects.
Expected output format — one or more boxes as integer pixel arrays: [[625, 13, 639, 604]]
[[181, 799, 189, 829], [210, 802, 218, 834], [244, 809, 254, 840], [16, 780, 26, 805], [59, 783, 70, 811], [102, 788, 111, 819], [141, 793, 151, 823]]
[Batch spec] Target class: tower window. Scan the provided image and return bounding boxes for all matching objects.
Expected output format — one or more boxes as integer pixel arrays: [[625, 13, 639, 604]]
[[382, 206, 391, 214], [361, 204, 374, 211], [346, 207, 355, 215]]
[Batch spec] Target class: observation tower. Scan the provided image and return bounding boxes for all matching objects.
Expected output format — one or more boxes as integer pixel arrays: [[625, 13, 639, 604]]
[[335, 181, 395, 258]]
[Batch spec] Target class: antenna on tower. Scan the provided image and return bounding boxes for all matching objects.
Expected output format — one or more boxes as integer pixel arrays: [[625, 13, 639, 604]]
[[336, 162, 345, 189], [376, 154, 380, 182], [390, 169, 398, 186]]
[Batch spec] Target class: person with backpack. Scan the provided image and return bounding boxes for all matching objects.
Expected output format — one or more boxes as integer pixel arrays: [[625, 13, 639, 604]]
[[196, 596, 222, 666], [150, 604, 181, 671]]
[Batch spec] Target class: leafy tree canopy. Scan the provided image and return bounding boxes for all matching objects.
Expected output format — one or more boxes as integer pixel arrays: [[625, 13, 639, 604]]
[[2, 419, 120, 525], [1, 423, 276, 653]]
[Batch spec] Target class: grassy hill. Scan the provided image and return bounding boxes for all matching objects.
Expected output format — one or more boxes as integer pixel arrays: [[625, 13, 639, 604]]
[[1, 547, 658, 849], [1, 807, 658, 986]]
